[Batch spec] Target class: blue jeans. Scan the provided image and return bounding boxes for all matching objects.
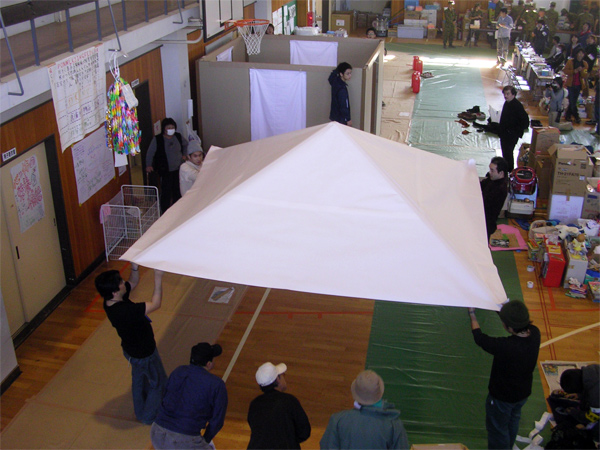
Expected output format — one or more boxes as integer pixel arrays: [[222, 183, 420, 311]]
[[151, 423, 213, 449], [486, 394, 528, 449], [124, 347, 167, 424]]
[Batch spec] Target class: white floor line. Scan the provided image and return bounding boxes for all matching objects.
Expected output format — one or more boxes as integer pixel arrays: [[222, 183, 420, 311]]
[[222, 288, 271, 383], [540, 321, 600, 348]]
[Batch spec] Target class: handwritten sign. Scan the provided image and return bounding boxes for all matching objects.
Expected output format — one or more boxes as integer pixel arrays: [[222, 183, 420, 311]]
[[72, 126, 115, 205], [10, 155, 45, 233], [48, 45, 106, 151]]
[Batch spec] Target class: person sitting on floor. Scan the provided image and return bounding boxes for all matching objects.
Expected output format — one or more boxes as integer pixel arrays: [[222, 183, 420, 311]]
[[480, 156, 509, 239]]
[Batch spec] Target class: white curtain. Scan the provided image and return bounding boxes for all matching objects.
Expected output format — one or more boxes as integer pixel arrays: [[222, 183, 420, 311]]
[[290, 40, 338, 66], [216, 47, 232, 62], [250, 69, 306, 141]]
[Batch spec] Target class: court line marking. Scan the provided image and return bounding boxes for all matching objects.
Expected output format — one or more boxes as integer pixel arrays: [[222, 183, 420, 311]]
[[540, 322, 600, 348], [222, 288, 271, 383]]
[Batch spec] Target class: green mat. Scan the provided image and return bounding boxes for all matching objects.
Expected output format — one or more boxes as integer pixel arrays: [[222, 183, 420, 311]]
[[366, 251, 548, 449]]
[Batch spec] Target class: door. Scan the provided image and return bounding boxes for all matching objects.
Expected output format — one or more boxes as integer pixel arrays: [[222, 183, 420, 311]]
[[134, 82, 153, 186], [1, 142, 66, 328]]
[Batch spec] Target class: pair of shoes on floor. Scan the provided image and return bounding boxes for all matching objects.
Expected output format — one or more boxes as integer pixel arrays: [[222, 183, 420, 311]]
[[455, 118, 470, 127], [462, 129, 471, 135], [586, 120, 597, 125], [458, 111, 477, 120], [467, 105, 481, 113], [422, 72, 434, 78]]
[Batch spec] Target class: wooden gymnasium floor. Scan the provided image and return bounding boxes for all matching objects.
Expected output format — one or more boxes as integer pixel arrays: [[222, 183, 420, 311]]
[[2, 37, 599, 449]]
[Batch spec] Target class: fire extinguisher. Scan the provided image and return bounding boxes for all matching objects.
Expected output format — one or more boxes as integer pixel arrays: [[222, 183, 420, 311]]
[[413, 56, 420, 70], [307, 11, 314, 27], [416, 58, 423, 74], [412, 71, 421, 93]]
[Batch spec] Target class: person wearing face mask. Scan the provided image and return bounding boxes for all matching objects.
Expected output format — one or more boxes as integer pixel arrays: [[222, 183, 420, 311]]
[[146, 118, 188, 213], [179, 140, 204, 196], [543, 76, 572, 131]]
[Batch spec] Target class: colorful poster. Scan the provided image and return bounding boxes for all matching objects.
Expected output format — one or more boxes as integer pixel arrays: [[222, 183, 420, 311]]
[[47, 45, 106, 151], [72, 126, 115, 205], [10, 155, 45, 233]]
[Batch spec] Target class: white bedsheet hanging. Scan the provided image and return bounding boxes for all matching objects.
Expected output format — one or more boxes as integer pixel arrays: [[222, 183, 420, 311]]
[[290, 40, 338, 66]]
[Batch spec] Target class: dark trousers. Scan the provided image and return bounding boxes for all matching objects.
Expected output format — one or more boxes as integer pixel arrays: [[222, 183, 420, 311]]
[[566, 85, 581, 120], [500, 134, 519, 172], [486, 394, 528, 450], [159, 169, 181, 214]]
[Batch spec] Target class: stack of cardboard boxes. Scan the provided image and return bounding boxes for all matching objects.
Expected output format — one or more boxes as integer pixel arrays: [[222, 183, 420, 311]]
[[526, 127, 594, 223]]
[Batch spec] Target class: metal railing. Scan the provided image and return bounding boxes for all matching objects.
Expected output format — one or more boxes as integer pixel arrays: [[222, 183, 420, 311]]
[[0, 0, 186, 95]]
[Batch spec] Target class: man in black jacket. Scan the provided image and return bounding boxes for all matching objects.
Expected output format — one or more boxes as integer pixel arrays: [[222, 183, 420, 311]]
[[247, 362, 311, 449], [498, 86, 529, 171], [480, 157, 509, 239]]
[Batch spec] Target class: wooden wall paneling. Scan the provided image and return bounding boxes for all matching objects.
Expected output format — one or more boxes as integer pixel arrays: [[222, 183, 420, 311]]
[[0, 47, 166, 281], [187, 29, 206, 136], [296, 0, 308, 27]]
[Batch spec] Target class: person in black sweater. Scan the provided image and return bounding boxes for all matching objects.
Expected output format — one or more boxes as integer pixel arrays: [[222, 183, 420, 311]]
[[480, 156, 509, 239], [498, 86, 529, 172], [95, 265, 167, 424], [468, 301, 540, 450], [247, 362, 311, 449], [328, 62, 353, 126]]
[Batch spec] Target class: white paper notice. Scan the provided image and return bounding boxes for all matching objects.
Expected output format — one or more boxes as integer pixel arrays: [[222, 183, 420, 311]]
[[72, 126, 116, 205], [48, 45, 106, 151], [10, 155, 45, 233]]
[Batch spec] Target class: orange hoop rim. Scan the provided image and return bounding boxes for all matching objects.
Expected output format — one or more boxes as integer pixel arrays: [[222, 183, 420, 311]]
[[224, 18, 270, 31]]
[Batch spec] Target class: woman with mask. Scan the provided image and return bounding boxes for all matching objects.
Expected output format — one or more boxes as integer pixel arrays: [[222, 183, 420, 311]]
[[145, 118, 188, 213]]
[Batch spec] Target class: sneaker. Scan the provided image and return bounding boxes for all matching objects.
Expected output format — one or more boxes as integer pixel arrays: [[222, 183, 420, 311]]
[[467, 106, 481, 114], [458, 112, 477, 120], [475, 112, 486, 121], [422, 72, 434, 78]]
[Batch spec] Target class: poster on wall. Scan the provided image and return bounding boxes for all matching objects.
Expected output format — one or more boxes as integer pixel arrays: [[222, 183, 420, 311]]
[[72, 126, 116, 205], [47, 45, 106, 152], [10, 155, 45, 233]]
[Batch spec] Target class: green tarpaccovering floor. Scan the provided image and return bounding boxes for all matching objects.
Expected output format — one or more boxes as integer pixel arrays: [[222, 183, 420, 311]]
[[363, 47, 560, 448], [366, 251, 548, 449]]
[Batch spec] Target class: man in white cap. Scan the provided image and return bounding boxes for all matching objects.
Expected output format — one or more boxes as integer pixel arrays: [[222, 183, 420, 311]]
[[247, 362, 311, 449], [320, 370, 410, 449]]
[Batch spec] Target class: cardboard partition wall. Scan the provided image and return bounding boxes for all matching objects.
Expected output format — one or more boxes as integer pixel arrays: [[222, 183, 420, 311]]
[[197, 35, 384, 150]]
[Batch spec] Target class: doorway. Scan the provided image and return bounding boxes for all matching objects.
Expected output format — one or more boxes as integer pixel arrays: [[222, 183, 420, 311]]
[[1, 142, 66, 335], [131, 81, 153, 187]]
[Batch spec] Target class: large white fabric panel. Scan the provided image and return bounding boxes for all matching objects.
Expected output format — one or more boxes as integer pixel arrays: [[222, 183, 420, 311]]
[[290, 40, 338, 66]]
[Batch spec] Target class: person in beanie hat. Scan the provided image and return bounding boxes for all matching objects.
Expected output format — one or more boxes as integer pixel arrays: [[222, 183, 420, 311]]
[[320, 370, 410, 449], [151, 342, 227, 450], [247, 362, 311, 449], [468, 301, 540, 450]]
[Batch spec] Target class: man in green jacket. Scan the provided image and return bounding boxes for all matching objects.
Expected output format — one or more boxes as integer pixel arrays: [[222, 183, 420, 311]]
[[545, 2, 559, 42], [320, 370, 410, 449], [443, 0, 457, 48]]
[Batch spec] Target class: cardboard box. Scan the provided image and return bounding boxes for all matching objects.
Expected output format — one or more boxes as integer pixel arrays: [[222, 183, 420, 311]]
[[530, 127, 560, 160], [563, 242, 589, 287], [582, 177, 600, 220], [405, 10, 422, 19], [548, 144, 592, 196], [331, 11, 354, 33], [547, 193, 584, 223]]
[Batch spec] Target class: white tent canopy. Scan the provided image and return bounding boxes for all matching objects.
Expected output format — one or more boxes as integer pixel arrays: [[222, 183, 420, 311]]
[[123, 122, 506, 311]]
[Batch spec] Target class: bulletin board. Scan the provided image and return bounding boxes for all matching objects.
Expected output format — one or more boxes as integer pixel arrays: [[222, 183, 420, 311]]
[[202, 0, 244, 41], [272, 0, 297, 35]]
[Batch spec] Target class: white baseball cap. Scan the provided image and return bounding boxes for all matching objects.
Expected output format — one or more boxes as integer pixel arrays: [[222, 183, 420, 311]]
[[255, 362, 287, 386]]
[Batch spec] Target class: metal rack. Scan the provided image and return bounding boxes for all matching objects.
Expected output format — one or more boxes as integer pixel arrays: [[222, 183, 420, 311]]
[[101, 185, 160, 261]]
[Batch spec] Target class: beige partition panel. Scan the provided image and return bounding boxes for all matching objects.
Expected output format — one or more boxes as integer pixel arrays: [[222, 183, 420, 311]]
[[197, 35, 383, 149]]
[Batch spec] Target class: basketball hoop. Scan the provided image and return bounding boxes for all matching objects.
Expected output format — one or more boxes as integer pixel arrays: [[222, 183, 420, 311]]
[[226, 19, 270, 55]]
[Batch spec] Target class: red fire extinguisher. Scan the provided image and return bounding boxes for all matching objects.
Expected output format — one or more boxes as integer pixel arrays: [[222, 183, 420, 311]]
[[307, 11, 314, 26], [412, 71, 421, 93], [412, 56, 420, 70], [416, 58, 423, 74]]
